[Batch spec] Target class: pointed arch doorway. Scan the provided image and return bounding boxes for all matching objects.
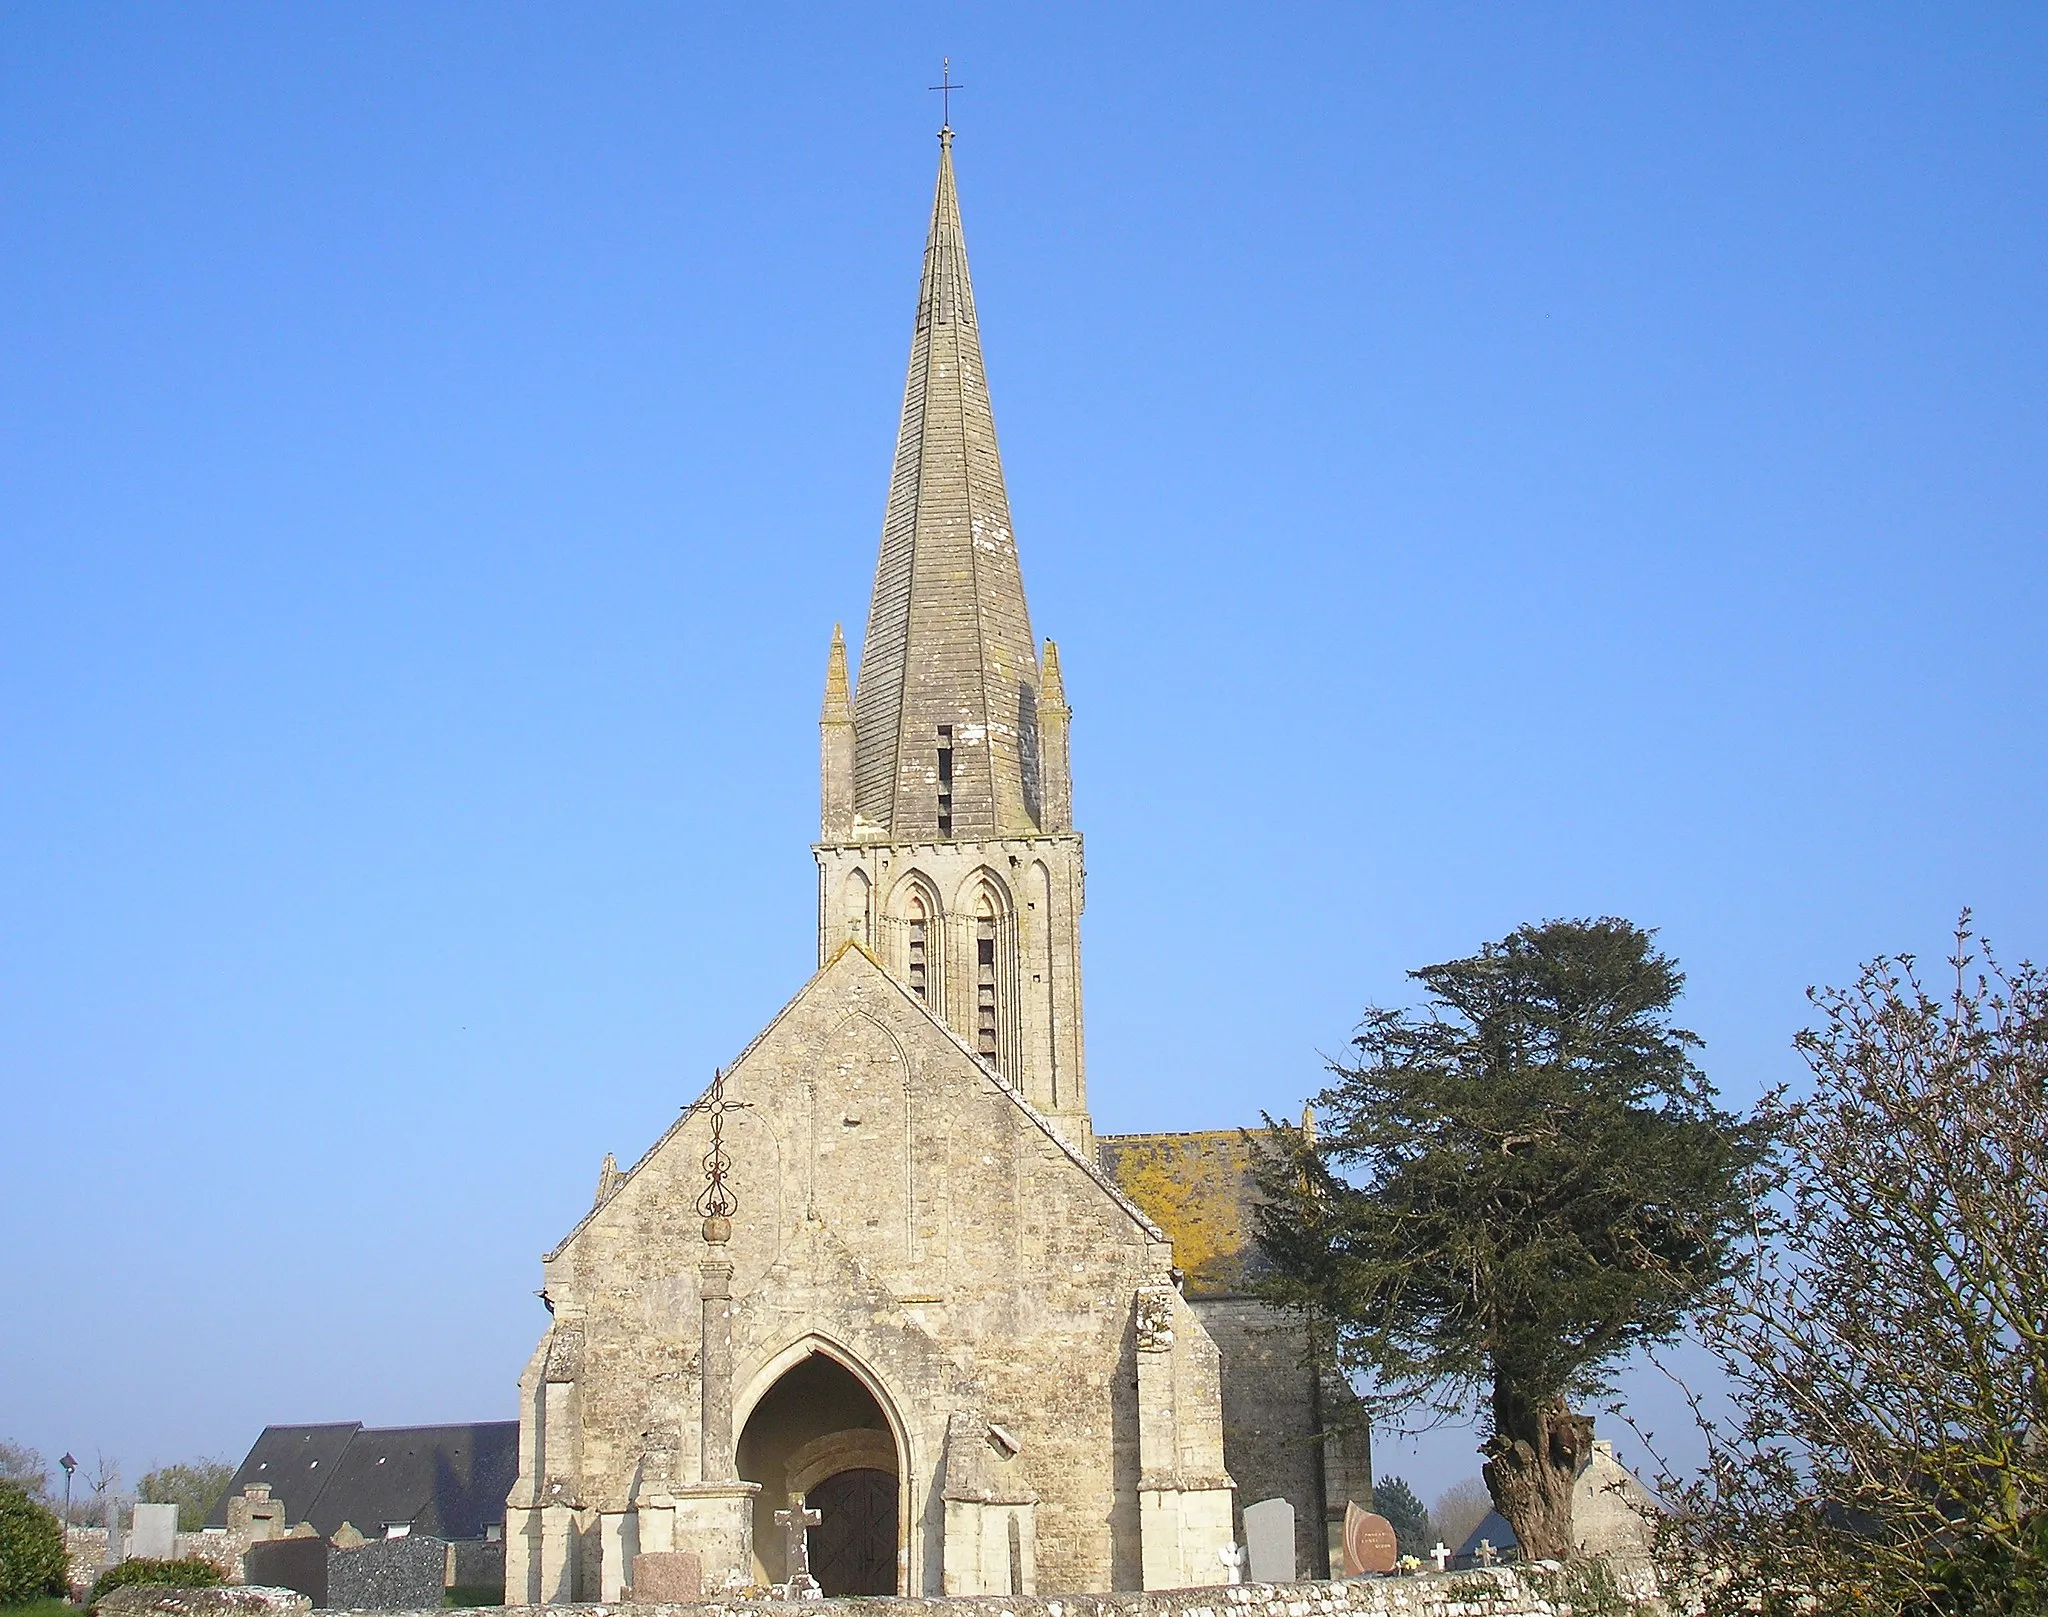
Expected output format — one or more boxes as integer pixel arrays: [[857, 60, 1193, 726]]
[[736, 1351, 902, 1595]]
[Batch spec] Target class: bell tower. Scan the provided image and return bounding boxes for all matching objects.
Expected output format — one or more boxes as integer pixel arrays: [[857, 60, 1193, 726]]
[[814, 126, 1089, 1145]]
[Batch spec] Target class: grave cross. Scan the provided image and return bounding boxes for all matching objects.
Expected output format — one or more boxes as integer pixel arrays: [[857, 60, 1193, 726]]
[[775, 1504, 823, 1597], [1475, 1539, 1498, 1567], [1430, 1542, 1450, 1573]]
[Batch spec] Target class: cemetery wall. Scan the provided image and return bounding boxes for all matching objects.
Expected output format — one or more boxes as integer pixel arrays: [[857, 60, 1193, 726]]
[[323, 1570, 1593, 1617], [67, 1523, 273, 1592]]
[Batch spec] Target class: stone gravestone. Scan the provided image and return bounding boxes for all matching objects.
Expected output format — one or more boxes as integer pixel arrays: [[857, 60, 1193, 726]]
[[130, 1503, 179, 1561], [1341, 1503, 1398, 1576], [1243, 1497, 1296, 1584], [244, 1538, 328, 1608], [773, 1504, 822, 1599], [103, 1496, 130, 1566], [326, 1536, 447, 1611], [630, 1550, 702, 1602]]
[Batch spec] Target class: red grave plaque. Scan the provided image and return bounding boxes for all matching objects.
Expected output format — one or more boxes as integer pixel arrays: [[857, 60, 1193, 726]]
[[1342, 1503, 1399, 1576]]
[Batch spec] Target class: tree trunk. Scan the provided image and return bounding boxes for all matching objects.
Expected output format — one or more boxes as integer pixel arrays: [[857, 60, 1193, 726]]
[[1481, 1392, 1592, 1562]]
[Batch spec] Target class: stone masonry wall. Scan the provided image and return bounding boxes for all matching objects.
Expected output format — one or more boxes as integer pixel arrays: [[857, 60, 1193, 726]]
[[522, 943, 1233, 1597], [1191, 1300, 1330, 1578], [324, 1569, 1596, 1617], [67, 1526, 258, 1593]]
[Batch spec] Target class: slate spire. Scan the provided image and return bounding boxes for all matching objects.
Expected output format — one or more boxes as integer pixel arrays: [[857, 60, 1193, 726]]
[[851, 129, 1043, 839]]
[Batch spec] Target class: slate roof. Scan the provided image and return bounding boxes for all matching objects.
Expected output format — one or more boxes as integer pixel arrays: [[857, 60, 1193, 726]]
[[1456, 1508, 1518, 1562], [206, 1423, 361, 1532], [851, 129, 1044, 838], [208, 1422, 519, 1541]]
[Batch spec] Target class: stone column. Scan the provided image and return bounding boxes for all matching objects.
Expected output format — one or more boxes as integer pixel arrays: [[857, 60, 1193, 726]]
[[699, 1214, 736, 1483], [538, 1503, 576, 1603], [674, 1200, 758, 1590], [598, 1511, 638, 1602]]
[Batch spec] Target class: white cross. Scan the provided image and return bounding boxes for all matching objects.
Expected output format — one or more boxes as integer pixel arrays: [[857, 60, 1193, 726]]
[[1430, 1542, 1450, 1573]]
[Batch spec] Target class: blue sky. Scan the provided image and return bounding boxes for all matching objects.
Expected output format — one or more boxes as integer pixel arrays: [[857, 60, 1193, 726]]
[[3, 6, 2042, 1508]]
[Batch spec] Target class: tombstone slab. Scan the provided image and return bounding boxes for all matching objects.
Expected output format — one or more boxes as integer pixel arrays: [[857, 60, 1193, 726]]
[[630, 1550, 702, 1602], [1341, 1503, 1398, 1576], [1243, 1497, 1296, 1584], [130, 1502, 179, 1561], [243, 1539, 327, 1608], [326, 1535, 446, 1611], [103, 1497, 130, 1567]]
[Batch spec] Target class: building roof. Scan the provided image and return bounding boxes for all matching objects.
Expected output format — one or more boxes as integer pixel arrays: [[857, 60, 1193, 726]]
[[206, 1422, 361, 1532], [208, 1422, 519, 1541], [850, 128, 1044, 839], [1097, 1130, 1271, 1298]]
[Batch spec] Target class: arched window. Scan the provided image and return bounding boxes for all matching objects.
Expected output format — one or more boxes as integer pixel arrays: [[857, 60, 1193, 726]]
[[975, 892, 998, 1062], [843, 868, 872, 947], [907, 896, 930, 1004]]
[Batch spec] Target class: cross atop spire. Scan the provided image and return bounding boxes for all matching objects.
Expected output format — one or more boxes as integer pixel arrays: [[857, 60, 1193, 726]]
[[928, 58, 963, 133]]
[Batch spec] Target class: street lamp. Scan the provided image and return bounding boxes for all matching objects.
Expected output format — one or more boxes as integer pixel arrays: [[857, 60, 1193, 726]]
[[59, 1454, 76, 1537]]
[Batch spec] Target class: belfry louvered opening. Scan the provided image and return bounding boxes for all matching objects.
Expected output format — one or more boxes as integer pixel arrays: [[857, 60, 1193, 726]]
[[975, 894, 998, 1063]]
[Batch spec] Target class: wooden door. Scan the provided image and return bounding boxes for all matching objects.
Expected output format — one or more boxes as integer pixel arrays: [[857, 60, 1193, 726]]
[[805, 1467, 897, 1596]]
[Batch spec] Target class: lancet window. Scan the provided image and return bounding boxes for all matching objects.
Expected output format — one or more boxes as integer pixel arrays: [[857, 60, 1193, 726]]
[[975, 894, 999, 1062], [907, 896, 930, 1004]]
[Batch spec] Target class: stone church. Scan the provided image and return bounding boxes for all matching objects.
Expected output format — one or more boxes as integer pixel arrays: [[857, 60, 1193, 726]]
[[504, 126, 1370, 1605]]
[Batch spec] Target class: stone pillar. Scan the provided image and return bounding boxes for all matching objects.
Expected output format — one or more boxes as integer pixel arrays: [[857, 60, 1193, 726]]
[[598, 1511, 637, 1602], [1038, 639, 1072, 833], [699, 1222, 735, 1483], [677, 1213, 758, 1590], [820, 627, 856, 841], [668, 1484, 760, 1592], [505, 1509, 541, 1606], [537, 1503, 576, 1604]]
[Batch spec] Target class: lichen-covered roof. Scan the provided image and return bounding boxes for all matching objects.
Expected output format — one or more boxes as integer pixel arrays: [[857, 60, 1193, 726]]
[[1096, 1129, 1269, 1297]]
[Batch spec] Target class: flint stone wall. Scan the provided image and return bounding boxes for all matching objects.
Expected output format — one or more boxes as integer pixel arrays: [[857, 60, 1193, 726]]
[[327, 1538, 449, 1612], [323, 1570, 1602, 1617]]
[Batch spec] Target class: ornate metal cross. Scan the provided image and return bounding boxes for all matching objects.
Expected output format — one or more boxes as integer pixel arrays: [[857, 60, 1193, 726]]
[[695, 1067, 750, 1222], [928, 58, 964, 128]]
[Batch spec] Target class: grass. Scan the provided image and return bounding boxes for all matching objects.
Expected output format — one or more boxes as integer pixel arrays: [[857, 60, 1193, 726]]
[[9, 1600, 76, 1617]]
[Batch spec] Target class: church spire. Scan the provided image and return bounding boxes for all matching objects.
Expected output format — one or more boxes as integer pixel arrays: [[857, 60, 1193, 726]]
[[850, 130, 1042, 839]]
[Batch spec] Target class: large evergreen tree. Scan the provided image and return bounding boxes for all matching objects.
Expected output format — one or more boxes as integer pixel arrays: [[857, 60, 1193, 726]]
[[1372, 1476, 1433, 1560], [1252, 918, 1774, 1561]]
